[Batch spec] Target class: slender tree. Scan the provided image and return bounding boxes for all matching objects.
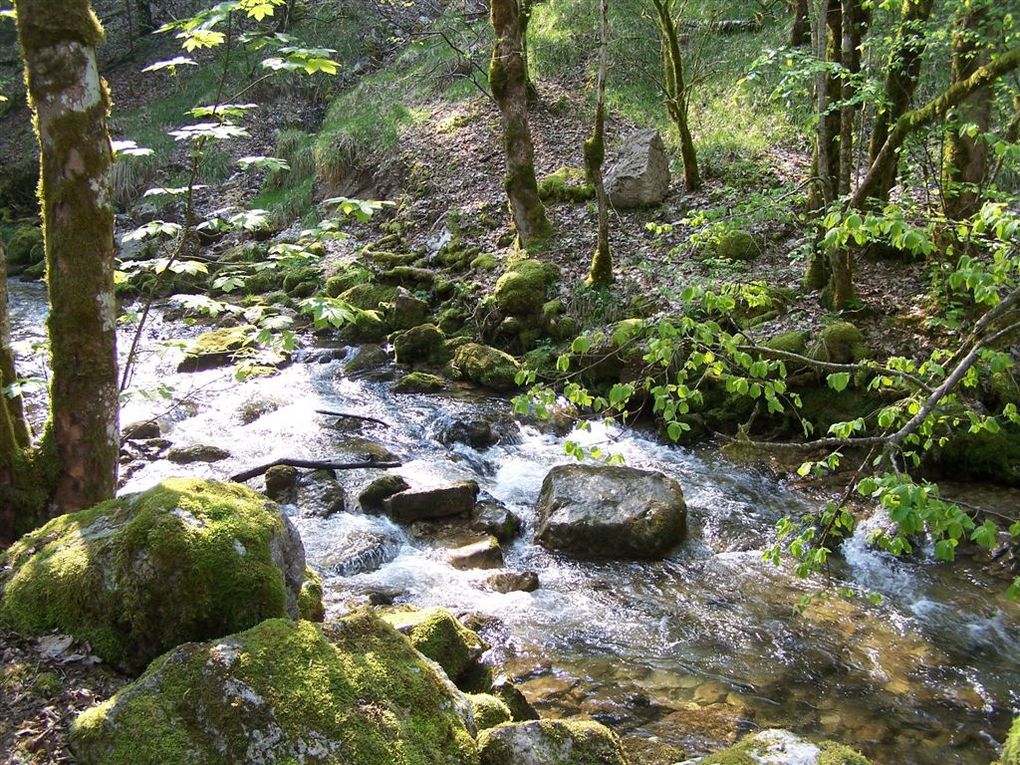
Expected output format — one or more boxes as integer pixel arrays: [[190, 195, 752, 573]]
[[490, 0, 553, 246], [790, 0, 810, 46], [585, 0, 612, 287], [13, 0, 120, 518], [651, 0, 700, 190]]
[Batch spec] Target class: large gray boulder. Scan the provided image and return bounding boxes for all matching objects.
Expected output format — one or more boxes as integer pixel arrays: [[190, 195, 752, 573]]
[[605, 129, 671, 208], [478, 720, 628, 765], [534, 464, 686, 558]]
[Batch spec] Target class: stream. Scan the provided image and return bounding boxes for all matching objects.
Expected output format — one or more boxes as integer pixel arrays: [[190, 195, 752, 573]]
[[8, 277, 1020, 764]]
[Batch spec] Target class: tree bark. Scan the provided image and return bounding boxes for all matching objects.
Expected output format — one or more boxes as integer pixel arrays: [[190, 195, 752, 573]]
[[520, 0, 538, 105], [942, 0, 992, 220], [490, 0, 553, 247], [838, 0, 868, 196], [864, 0, 935, 202], [16, 0, 120, 515], [651, 0, 700, 190], [585, 0, 612, 287], [790, 0, 810, 46]]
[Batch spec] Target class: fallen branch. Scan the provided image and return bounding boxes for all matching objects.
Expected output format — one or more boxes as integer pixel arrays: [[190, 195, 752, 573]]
[[315, 410, 391, 428], [231, 459, 401, 483]]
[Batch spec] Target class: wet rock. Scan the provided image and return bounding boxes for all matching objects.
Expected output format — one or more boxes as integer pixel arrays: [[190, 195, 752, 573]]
[[471, 501, 523, 543], [296, 346, 347, 364], [337, 436, 399, 463], [364, 586, 404, 606], [263, 464, 299, 501], [450, 343, 521, 391], [166, 443, 231, 464], [393, 371, 447, 393], [70, 612, 478, 764], [449, 536, 503, 570], [693, 680, 729, 705], [342, 343, 390, 378], [485, 571, 540, 593], [322, 529, 400, 576], [237, 395, 282, 424], [534, 465, 687, 558], [477, 719, 628, 765], [176, 326, 251, 372], [605, 129, 671, 208], [295, 469, 347, 517], [393, 323, 448, 365], [0, 478, 313, 674], [385, 286, 431, 331], [696, 728, 871, 765], [491, 675, 540, 721], [435, 413, 521, 449], [359, 474, 411, 511], [381, 606, 486, 683], [382, 481, 480, 523], [121, 419, 160, 441]]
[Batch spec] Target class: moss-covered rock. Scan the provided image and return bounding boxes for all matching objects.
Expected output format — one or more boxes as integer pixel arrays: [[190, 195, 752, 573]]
[[809, 322, 868, 364], [358, 474, 411, 511], [764, 330, 809, 355], [340, 283, 397, 311], [716, 229, 760, 261], [468, 694, 512, 731], [324, 264, 373, 297], [451, 343, 521, 391], [477, 720, 627, 765], [298, 567, 325, 622], [7, 225, 44, 266], [471, 253, 499, 271], [344, 308, 388, 343], [0, 478, 309, 674], [998, 716, 1020, 765], [493, 259, 560, 316], [698, 729, 869, 765], [343, 344, 390, 377], [379, 266, 438, 287], [177, 326, 252, 372], [385, 287, 431, 331], [394, 371, 448, 393], [537, 167, 594, 204], [70, 612, 479, 765], [490, 675, 540, 721], [393, 323, 448, 365], [381, 606, 486, 683]]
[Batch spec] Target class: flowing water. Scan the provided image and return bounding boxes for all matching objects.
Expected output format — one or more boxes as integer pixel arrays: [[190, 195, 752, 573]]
[[8, 278, 1020, 764]]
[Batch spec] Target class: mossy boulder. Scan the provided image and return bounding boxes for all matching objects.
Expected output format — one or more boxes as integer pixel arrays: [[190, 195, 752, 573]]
[[998, 716, 1020, 765], [70, 612, 479, 765], [477, 720, 627, 765], [809, 322, 868, 364], [716, 229, 760, 261], [358, 474, 411, 512], [385, 287, 431, 331], [698, 729, 869, 765], [324, 264, 373, 297], [0, 478, 312, 674], [298, 567, 325, 622], [393, 323, 448, 365], [394, 371, 448, 393], [340, 283, 397, 311], [344, 308, 388, 343], [7, 225, 44, 266], [764, 330, 809, 355], [493, 259, 560, 317], [471, 253, 499, 271], [381, 606, 486, 684], [451, 343, 521, 391], [379, 266, 438, 287], [177, 326, 252, 372], [468, 694, 512, 731], [537, 167, 594, 204]]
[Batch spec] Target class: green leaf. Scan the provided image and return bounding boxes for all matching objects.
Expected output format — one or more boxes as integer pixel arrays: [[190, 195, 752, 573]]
[[826, 372, 850, 392], [142, 56, 197, 72]]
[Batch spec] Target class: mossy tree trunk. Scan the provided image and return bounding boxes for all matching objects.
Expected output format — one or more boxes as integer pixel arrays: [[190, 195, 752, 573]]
[[942, 0, 993, 220], [651, 0, 700, 191], [864, 0, 934, 203], [585, 0, 612, 287], [520, 0, 539, 105], [490, 0, 553, 247], [790, 0, 810, 46], [837, 0, 869, 196], [16, 0, 120, 516]]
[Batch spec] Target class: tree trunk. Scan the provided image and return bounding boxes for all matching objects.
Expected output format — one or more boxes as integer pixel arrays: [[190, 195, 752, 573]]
[[16, 0, 120, 516], [490, 0, 553, 247], [942, 0, 992, 220], [585, 0, 612, 287], [652, 0, 700, 190], [520, 0, 538, 105], [790, 0, 810, 46], [864, 0, 934, 202], [838, 0, 868, 196]]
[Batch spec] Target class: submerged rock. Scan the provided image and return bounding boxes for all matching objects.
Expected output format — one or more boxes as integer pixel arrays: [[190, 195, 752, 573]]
[[0, 478, 313, 674], [449, 536, 504, 570], [166, 443, 231, 464], [321, 528, 401, 577], [697, 728, 870, 765], [485, 571, 540, 593], [477, 719, 628, 765], [70, 612, 478, 764], [605, 128, 671, 208], [382, 481, 480, 523], [534, 465, 687, 558]]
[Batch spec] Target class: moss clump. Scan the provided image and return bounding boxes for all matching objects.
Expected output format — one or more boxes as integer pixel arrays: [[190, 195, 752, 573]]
[[998, 716, 1020, 765], [716, 229, 760, 261], [358, 474, 411, 511], [379, 266, 438, 287], [809, 322, 868, 364], [537, 167, 594, 204], [177, 326, 252, 372], [244, 268, 284, 294], [393, 323, 448, 365], [699, 729, 870, 765], [70, 612, 479, 765], [344, 308, 388, 343], [7, 225, 44, 265], [340, 283, 397, 311], [493, 259, 560, 316], [324, 264, 373, 297], [764, 330, 809, 354], [467, 694, 512, 731], [451, 343, 522, 391], [298, 567, 324, 622], [0, 478, 308, 674], [477, 720, 627, 765], [394, 372, 448, 394], [470, 253, 499, 271], [381, 607, 485, 683]]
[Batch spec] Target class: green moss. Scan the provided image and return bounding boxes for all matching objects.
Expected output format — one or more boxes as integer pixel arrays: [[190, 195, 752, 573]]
[[471, 253, 499, 271], [467, 694, 512, 731], [358, 474, 410, 511], [298, 567, 324, 622], [177, 326, 252, 372], [477, 720, 627, 765], [340, 283, 397, 311], [324, 265, 373, 297], [999, 716, 1020, 765], [493, 259, 560, 316], [394, 372, 448, 393], [716, 229, 760, 261], [245, 268, 284, 294], [818, 742, 871, 765], [345, 309, 389, 343], [699, 730, 870, 765], [764, 330, 810, 354], [450, 343, 521, 391], [70, 612, 480, 765], [32, 670, 63, 698], [381, 607, 484, 683], [810, 322, 869, 364], [0, 478, 307, 674], [379, 266, 438, 287], [281, 265, 320, 296], [537, 166, 595, 204], [7, 225, 44, 266], [393, 324, 448, 365]]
